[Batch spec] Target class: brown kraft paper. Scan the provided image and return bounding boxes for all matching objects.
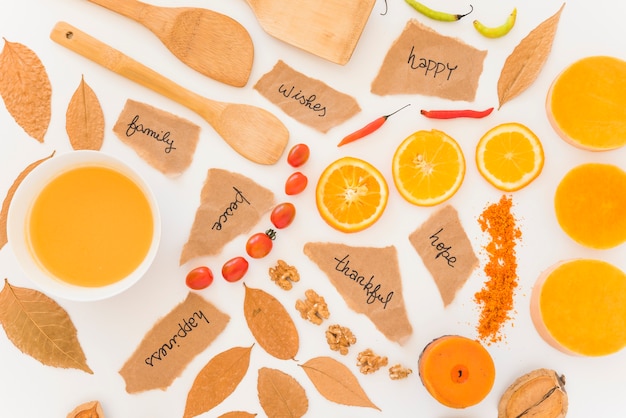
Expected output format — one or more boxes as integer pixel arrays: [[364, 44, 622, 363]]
[[408, 205, 478, 306], [119, 292, 229, 393]]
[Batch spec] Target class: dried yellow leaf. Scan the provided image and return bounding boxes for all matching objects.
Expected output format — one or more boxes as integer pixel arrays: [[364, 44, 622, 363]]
[[497, 4, 565, 108], [0, 38, 51, 142], [0, 151, 55, 250], [0, 279, 92, 374], [257, 367, 308, 418], [66, 75, 105, 150], [300, 356, 380, 410], [183, 345, 252, 418], [243, 285, 299, 360]]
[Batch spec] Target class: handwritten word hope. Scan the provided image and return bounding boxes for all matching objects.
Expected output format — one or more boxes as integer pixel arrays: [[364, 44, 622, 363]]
[[334, 255, 394, 309], [126, 114, 176, 154], [278, 84, 327, 117], [429, 227, 457, 267], [144, 310, 210, 367], [407, 46, 458, 80], [212, 186, 250, 231]]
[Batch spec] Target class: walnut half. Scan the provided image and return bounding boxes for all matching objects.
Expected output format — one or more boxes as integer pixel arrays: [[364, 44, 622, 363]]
[[389, 364, 413, 380], [295, 289, 330, 325], [326, 324, 356, 355], [357, 348, 388, 374], [269, 259, 300, 290]]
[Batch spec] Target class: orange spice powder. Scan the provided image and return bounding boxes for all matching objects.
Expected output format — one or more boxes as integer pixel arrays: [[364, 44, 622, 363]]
[[474, 195, 521, 344]]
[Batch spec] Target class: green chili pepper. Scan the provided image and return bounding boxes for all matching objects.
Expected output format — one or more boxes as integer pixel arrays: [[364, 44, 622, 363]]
[[404, 0, 473, 22], [474, 8, 517, 38]]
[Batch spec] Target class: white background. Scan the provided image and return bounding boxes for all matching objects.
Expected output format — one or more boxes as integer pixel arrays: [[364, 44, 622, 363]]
[[2, 0, 626, 417]]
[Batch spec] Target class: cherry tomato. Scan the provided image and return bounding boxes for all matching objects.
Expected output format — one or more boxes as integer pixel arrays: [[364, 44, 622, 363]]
[[246, 232, 273, 258], [185, 266, 214, 290], [287, 143, 310, 167], [222, 256, 249, 282], [285, 171, 308, 195], [270, 202, 296, 229]]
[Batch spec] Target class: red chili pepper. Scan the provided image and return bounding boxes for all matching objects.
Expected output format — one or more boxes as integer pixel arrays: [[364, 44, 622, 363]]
[[338, 104, 410, 147], [420, 107, 494, 119]]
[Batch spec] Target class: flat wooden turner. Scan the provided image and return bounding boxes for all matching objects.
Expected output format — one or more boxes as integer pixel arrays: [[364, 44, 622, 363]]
[[244, 0, 376, 65], [87, 0, 254, 87], [50, 22, 288, 165]]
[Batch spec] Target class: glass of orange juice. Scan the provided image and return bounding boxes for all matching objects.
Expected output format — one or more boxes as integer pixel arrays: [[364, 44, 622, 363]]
[[8, 151, 161, 301]]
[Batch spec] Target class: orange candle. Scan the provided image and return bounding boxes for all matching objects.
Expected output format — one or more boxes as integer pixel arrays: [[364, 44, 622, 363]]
[[418, 335, 495, 408]]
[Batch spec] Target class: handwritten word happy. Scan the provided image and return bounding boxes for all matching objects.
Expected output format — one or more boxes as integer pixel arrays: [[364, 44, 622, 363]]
[[278, 84, 327, 117], [407, 46, 458, 80], [144, 310, 209, 367], [429, 227, 457, 267], [334, 255, 394, 309], [126, 114, 176, 154], [212, 186, 250, 231]]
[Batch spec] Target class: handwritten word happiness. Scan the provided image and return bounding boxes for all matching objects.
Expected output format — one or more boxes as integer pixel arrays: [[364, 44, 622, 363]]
[[429, 227, 457, 267], [407, 46, 458, 80], [278, 84, 327, 117], [212, 186, 250, 231], [126, 114, 176, 153], [334, 255, 394, 309], [144, 310, 209, 367]]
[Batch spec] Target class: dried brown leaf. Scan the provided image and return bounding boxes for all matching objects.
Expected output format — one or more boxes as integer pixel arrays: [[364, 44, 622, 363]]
[[183, 345, 252, 418], [497, 4, 565, 108], [300, 356, 380, 410], [243, 285, 299, 360], [217, 412, 256, 418], [0, 279, 92, 374], [0, 38, 51, 142], [66, 75, 104, 150], [0, 151, 55, 250], [258, 367, 308, 418]]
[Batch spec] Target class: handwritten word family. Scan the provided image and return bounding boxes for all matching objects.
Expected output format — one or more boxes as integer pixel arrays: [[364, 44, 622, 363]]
[[407, 46, 458, 80], [278, 84, 327, 117], [334, 255, 394, 309], [429, 227, 457, 267], [144, 310, 210, 367], [212, 187, 250, 231], [126, 114, 176, 154]]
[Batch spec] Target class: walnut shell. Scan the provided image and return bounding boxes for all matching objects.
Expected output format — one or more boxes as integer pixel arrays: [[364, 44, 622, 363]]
[[66, 400, 104, 418], [498, 368, 567, 418]]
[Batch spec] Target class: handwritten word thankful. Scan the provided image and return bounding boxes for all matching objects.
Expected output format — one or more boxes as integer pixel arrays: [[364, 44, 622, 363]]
[[333, 254, 394, 309], [429, 227, 457, 267], [126, 114, 176, 154], [144, 310, 210, 367], [407, 46, 458, 80], [212, 186, 250, 231], [278, 84, 327, 117]]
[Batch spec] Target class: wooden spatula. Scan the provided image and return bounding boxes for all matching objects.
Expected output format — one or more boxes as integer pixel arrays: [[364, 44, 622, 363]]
[[50, 21, 288, 165], [87, 0, 254, 87], [244, 0, 376, 65]]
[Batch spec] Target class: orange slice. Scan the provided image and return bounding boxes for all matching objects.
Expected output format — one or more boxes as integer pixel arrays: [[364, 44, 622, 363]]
[[554, 163, 626, 249], [392, 130, 465, 206], [315, 156, 388, 233], [475, 122, 544, 192], [546, 55, 626, 150]]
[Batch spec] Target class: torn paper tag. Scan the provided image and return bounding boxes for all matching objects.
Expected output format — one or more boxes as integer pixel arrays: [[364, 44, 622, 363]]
[[303, 242, 413, 344], [408, 205, 478, 306], [254, 60, 361, 133], [113, 99, 200, 176], [119, 292, 229, 393], [371, 19, 487, 101], [180, 168, 275, 265]]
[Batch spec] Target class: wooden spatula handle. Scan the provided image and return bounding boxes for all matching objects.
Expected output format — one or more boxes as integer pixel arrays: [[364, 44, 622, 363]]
[[50, 21, 221, 122]]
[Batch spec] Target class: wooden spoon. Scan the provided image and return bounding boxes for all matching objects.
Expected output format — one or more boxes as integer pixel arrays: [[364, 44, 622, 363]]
[[50, 21, 288, 165], [244, 0, 375, 65], [87, 0, 254, 87]]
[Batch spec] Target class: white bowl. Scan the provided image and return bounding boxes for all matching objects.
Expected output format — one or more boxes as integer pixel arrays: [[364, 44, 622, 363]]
[[7, 151, 161, 301]]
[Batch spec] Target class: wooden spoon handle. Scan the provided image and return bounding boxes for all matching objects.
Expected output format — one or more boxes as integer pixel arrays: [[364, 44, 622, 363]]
[[86, 0, 146, 20], [50, 21, 223, 123]]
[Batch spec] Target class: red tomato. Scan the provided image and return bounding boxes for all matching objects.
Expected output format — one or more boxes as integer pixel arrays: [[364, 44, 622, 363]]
[[222, 256, 249, 282], [285, 171, 308, 195], [270, 202, 296, 229], [246, 232, 273, 258], [185, 266, 214, 290], [287, 143, 310, 167]]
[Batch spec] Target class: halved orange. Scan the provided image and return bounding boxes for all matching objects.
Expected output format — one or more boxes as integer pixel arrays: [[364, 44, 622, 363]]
[[475, 122, 544, 192], [316, 156, 388, 233], [392, 130, 465, 206]]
